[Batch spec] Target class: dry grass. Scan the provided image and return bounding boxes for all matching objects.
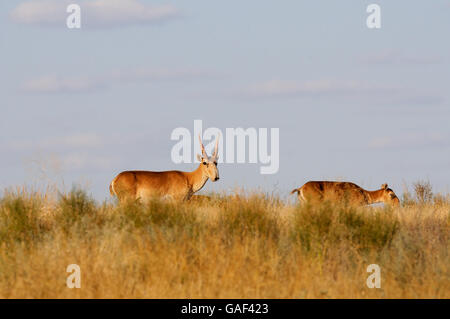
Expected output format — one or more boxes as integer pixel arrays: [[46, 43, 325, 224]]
[[0, 187, 448, 299]]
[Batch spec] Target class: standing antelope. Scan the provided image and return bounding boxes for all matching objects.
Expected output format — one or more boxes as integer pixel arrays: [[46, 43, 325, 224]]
[[291, 181, 400, 206], [110, 135, 220, 202]]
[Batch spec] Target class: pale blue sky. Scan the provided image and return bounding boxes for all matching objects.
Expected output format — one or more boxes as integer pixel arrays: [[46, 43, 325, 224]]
[[1, 0, 449, 199]]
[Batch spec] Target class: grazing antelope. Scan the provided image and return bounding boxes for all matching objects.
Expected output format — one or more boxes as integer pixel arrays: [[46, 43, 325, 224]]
[[291, 181, 400, 206], [110, 135, 220, 202]]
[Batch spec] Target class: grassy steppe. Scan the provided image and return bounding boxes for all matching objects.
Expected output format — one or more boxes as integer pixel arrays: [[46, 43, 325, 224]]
[[0, 187, 448, 298]]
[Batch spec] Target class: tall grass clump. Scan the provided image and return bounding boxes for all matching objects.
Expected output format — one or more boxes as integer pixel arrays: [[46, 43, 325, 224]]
[[57, 188, 97, 235], [0, 184, 448, 298], [413, 180, 433, 204], [217, 194, 281, 241], [0, 190, 47, 244], [290, 202, 398, 254], [115, 197, 201, 243]]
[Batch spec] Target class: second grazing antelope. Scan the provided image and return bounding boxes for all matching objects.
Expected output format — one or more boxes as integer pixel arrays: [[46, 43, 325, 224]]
[[291, 181, 400, 206], [110, 135, 220, 202]]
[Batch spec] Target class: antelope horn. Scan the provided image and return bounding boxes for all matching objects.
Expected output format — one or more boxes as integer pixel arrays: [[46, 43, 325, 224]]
[[213, 133, 220, 158], [198, 134, 207, 158]]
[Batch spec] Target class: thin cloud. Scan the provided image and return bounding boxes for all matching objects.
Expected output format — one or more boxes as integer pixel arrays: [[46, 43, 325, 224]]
[[8, 133, 104, 151], [109, 68, 216, 84], [396, 95, 445, 106], [22, 68, 213, 93], [243, 79, 445, 107], [61, 152, 113, 170], [10, 0, 181, 28], [362, 50, 444, 65], [23, 74, 105, 93], [369, 133, 449, 150], [245, 79, 400, 98], [25, 152, 113, 175], [10, 0, 65, 26]]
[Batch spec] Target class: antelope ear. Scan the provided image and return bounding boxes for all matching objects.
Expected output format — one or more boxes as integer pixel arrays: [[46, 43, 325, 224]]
[[381, 183, 388, 190], [196, 154, 203, 162]]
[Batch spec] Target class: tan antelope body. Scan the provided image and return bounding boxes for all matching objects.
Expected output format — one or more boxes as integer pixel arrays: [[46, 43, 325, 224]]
[[110, 136, 220, 202], [291, 181, 400, 206]]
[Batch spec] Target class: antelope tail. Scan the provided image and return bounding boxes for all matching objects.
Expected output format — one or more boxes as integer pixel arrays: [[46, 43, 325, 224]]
[[291, 188, 300, 195]]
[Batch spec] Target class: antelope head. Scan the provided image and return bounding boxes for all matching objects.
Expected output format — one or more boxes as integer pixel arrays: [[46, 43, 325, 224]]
[[380, 183, 400, 206], [197, 135, 220, 182]]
